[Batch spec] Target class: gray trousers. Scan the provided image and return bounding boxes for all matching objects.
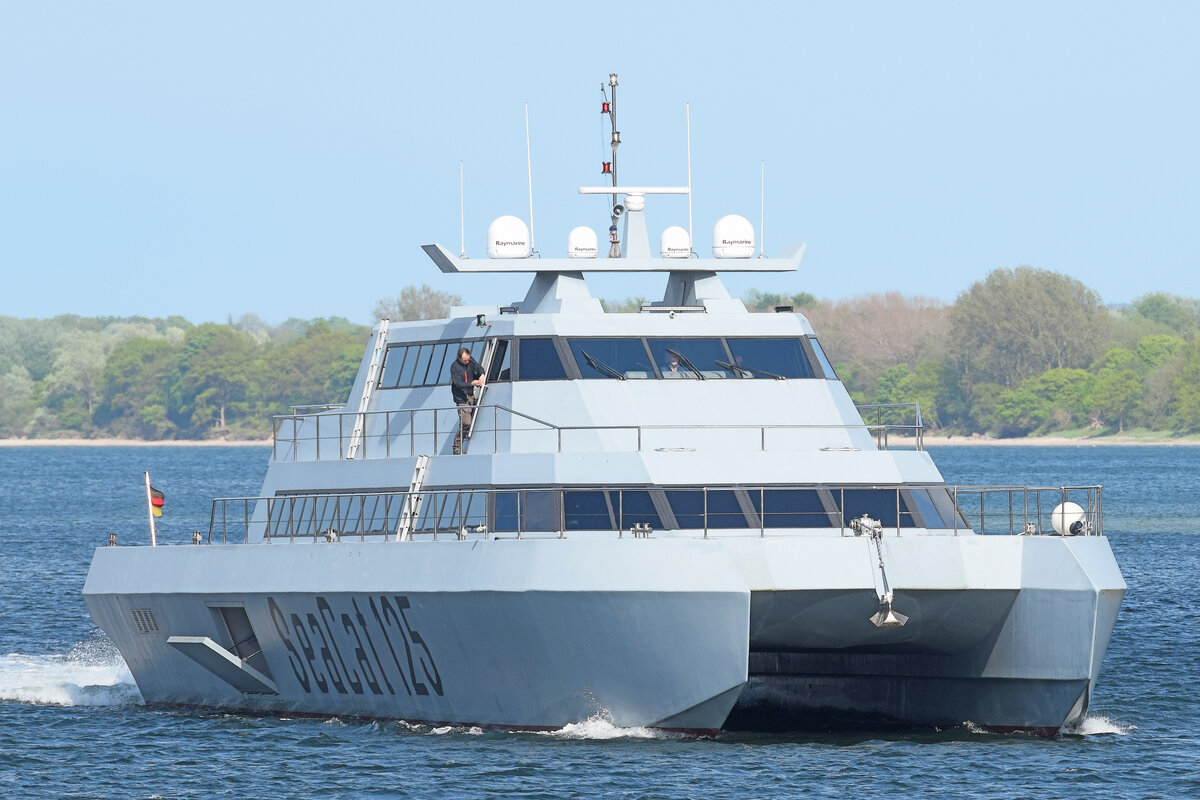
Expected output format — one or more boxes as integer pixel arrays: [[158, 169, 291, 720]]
[[453, 396, 475, 453]]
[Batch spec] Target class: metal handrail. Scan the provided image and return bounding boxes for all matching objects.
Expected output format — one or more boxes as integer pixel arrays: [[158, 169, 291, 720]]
[[202, 484, 1102, 544], [270, 404, 925, 462]]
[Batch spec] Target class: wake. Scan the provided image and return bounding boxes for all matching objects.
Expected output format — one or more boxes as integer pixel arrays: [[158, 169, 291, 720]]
[[0, 638, 142, 707]]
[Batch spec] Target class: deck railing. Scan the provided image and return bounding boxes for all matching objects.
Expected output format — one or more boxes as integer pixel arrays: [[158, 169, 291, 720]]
[[204, 484, 1100, 544], [270, 403, 924, 462]]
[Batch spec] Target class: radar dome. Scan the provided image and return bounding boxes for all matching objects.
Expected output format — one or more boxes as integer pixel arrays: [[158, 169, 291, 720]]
[[1050, 501, 1087, 536], [567, 226, 598, 259], [487, 216, 531, 259], [712, 214, 755, 258], [660, 226, 691, 258]]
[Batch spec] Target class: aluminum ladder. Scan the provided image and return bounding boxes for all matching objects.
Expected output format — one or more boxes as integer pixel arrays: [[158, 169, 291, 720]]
[[347, 319, 389, 459], [395, 454, 431, 542], [461, 337, 499, 450]]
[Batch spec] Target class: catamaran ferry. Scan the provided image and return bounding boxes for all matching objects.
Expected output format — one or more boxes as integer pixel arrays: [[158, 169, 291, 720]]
[[84, 76, 1124, 736]]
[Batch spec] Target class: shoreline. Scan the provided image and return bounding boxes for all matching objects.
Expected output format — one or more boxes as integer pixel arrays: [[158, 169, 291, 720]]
[[0, 438, 272, 447], [2, 436, 1198, 447], [923, 435, 1200, 447]]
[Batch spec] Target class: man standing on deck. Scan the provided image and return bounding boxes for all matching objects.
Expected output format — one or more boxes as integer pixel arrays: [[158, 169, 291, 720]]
[[450, 346, 485, 454]]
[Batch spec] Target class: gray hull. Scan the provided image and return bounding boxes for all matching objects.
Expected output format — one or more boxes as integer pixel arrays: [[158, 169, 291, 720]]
[[84, 533, 1123, 735]]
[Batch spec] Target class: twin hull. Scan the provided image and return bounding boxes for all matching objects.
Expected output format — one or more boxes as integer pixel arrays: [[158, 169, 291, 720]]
[[84, 534, 1124, 734]]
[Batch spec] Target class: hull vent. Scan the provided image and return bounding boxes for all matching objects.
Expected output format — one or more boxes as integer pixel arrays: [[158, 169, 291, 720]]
[[131, 608, 159, 633]]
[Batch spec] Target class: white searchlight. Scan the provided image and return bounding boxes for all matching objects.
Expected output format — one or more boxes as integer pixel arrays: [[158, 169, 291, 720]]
[[1051, 501, 1088, 536]]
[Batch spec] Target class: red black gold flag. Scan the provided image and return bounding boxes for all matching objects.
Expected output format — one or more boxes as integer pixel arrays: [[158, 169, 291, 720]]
[[150, 486, 165, 518]]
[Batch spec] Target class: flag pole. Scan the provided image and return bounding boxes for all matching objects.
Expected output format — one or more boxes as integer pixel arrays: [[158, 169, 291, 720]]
[[144, 471, 157, 546]]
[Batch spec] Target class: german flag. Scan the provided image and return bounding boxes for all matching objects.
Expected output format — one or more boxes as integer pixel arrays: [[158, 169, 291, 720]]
[[150, 486, 165, 518]]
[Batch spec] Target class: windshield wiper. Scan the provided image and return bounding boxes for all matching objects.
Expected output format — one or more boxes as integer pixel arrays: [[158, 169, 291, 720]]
[[665, 348, 705, 379], [715, 359, 785, 380], [580, 350, 626, 380]]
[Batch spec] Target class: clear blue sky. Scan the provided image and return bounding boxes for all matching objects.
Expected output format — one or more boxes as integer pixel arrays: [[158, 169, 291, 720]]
[[2, 2, 1197, 325]]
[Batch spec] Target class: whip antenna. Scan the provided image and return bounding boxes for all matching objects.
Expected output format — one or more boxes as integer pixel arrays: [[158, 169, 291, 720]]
[[760, 160, 765, 258], [687, 103, 693, 252], [526, 102, 537, 256], [459, 161, 466, 259]]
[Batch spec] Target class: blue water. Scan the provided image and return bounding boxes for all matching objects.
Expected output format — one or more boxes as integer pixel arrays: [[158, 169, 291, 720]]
[[1, 445, 1198, 799]]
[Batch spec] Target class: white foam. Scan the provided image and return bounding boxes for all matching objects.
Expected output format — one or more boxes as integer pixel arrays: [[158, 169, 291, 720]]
[[0, 639, 142, 707], [542, 713, 675, 740], [1063, 715, 1131, 736]]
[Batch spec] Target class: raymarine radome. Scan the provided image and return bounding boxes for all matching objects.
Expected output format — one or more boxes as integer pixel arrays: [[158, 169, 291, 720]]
[[660, 226, 691, 258], [567, 226, 599, 258], [487, 216, 531, 259], [712, 214, 755, 258]]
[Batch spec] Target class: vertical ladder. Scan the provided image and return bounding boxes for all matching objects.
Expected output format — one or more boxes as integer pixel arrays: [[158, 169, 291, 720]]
[[396, 454, 431, 542], [347, 319, 390, 460], [463, 337, 499, 446]]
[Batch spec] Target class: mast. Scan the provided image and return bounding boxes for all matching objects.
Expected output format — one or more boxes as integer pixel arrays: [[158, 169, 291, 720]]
[[601, 73, 621, 257]]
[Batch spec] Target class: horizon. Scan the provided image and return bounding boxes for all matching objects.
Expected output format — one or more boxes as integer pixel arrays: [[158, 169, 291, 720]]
[[2, 2, 1196, 326]]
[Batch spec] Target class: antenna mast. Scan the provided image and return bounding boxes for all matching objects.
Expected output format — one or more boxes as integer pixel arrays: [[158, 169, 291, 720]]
[[687, 103, 693, 253], [459, 161, 466, 259], [525, 102, 536, 256], [760, 160, 765, 258], [601, 73, 621, 257]]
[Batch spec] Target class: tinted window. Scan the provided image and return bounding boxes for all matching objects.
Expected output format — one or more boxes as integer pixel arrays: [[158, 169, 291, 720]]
[[704, 490, 748, 528], [397, 345, 421, 387], [901, 488, 943, 528], [726, 338, 816, 379], [493, 492, 519, 532], [809, 338, 838, 380], [568, 338, 655, 379], [518, 338, 567, 380], [409, 345, 435, 387], [565, 491, 615, 530], [752, 489, 835, 527], [666, 490, 704, 529], [927, 487, 967, 528], [488, 340, 511, 382], [379, 346, 407, 388], [491, 491, 558, 532], [616, 491, 662, 529], [433, 344, 461, 386], [838, 489, 912, 528], [423, 343, 450, 385], [648, 338, 732, 379]]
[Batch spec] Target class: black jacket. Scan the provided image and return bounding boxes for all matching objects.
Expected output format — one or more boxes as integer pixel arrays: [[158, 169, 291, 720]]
[[449, 358, 483, 403]]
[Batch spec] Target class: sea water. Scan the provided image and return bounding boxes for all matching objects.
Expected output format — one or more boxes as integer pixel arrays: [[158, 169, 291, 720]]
[[1, 445, 1197, 799]]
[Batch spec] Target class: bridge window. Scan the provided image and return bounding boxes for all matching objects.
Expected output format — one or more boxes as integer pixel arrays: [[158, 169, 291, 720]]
[[518, 338, 567, 380], [647, 338, 733, 379], [726, 338, 817, 379], [488, 339, 511, 382], [567, 338, 656, 379], [809, 338, 839, 380]]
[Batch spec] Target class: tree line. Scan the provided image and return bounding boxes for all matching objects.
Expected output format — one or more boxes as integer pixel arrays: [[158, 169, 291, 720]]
[[2, 272, 1199, 440]]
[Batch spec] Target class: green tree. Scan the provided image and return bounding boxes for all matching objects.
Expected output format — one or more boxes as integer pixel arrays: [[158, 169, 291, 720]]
[[1133, 293, 1199, 337], [175, 325, 261, 436], [1087, 354, 1145, 433], [44, 335, 107, 416], [94, 337, 180, 438], [0, 366, 37, 437], [1170, 343, 1200, 432], [373, 285, 462, 321], [264, 326, 367, 410], [949, 267, 1108, 388]]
